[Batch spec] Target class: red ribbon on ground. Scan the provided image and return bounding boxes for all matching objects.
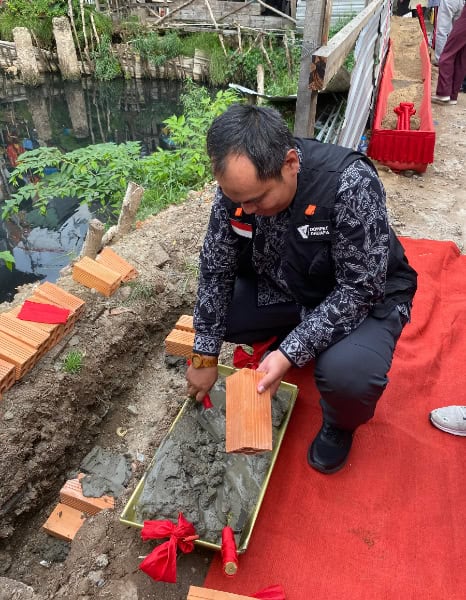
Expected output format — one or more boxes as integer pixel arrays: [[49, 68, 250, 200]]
[[232, 336, 278, 370], [139, 513, 198, 583], [17, 300, 70, 324], [252, 584, 286, 599]]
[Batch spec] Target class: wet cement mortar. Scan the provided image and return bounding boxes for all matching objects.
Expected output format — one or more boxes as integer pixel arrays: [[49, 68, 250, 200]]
[[134, 380, 291, 547], [0, 33, 465, 599]]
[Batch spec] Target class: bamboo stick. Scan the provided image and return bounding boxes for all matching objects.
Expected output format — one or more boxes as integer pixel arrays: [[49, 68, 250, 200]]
[[68, 0, 85, 66], [256, 0, 296, 24], [79, 0, 90, 61], [203, 0, 228, 56]]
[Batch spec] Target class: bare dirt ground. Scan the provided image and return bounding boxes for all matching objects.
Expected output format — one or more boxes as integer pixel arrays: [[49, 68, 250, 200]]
[[0, 26, 465, 600]]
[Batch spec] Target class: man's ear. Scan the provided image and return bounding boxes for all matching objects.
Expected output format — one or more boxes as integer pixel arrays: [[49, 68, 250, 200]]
[[283, 149, 300, 175]]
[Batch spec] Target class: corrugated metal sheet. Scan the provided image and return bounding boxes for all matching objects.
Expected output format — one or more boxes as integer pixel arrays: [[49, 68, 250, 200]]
[[337, 0, 391, 149]]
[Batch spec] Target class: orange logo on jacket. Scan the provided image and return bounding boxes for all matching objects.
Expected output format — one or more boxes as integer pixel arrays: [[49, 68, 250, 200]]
[[305, 204, 317, 216]]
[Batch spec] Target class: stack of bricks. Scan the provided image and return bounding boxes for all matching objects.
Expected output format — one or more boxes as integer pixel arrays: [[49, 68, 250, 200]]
[[0, 282, 85, 395], [164, 314, 195, 358], [72, 248, 137, 297], [42, 473, 115, 542]]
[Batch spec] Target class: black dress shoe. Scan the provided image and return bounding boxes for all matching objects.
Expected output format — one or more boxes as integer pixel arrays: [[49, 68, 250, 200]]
[[308, 421, 354, 474]]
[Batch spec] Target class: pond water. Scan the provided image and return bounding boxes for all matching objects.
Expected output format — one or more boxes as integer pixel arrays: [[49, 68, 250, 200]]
[[0, 75, 184, 303]]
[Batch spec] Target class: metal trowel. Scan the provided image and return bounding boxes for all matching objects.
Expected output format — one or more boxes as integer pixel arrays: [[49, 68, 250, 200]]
[[196, 393, 225, 443]]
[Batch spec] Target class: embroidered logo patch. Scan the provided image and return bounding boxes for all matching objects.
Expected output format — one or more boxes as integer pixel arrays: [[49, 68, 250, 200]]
[[297, 223, 331, 240], [230, 219, 253, 238]]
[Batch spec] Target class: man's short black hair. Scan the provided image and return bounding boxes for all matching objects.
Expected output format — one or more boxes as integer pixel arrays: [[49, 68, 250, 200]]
[[206, 104, 296, 181]]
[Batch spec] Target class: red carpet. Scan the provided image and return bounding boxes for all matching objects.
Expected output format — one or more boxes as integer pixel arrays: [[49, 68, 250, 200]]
[[204, 238, 466, 599]]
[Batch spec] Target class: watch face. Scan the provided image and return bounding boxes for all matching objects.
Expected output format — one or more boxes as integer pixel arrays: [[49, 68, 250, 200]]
[[192, 355, 201, 368]]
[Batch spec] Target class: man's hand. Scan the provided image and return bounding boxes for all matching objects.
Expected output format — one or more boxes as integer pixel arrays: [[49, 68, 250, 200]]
[[256, 350, 292, 397], [186, 365, 218, 402]]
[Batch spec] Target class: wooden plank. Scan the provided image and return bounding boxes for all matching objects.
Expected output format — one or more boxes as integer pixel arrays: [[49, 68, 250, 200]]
[[187, 586, 254, 600], [164, 328, 194, 357], [310, 0, 383, 91], [42, 503, 86, 542], [225, 368, 272, 454]]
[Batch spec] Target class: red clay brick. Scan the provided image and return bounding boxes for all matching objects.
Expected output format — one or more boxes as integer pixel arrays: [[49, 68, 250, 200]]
[[175, 315, 195, 333], [0, 313, 50, 357], [96, 247, 137, 282], [72, 256, 122, 296], [164, 328, 195, 357], [0, 331, 38, 380], [188, 586, 254, 600], [35, 282, 85, 319], [42, 502, 86, 541], [59, 474, 115, 515], [225, 368, 272, 454], [0, 358, 16, 395]]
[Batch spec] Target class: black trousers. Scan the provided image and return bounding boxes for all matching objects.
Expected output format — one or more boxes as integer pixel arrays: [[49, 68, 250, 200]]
[[224, 277, 405, 431]]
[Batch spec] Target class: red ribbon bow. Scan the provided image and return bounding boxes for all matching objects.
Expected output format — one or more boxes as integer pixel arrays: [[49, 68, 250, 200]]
[[232, 336, 278, 370], [139, 513, 198, 583]]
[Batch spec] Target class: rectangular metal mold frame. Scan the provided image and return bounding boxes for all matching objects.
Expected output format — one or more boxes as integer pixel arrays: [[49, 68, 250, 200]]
[[120, 364, 298, 553]]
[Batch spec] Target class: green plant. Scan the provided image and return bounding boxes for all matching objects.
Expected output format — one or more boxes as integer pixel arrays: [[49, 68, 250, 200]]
[[62, 350, 84, 374], [130, 31, 183, 67], [0, 0, 111, 50], [125, 281, 154, 302], [0, 250, 15, 270], [135, 85, 240, 216], [3, 142, 140, 219], [92, 35, 122, 81]]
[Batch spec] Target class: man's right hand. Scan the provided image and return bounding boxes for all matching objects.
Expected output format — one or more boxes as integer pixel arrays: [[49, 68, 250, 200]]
[[186, 365, 218, 402]]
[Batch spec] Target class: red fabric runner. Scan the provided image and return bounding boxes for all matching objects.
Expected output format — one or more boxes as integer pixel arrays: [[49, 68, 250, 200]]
[[17, 300, 70, 324], [204, 238, 466, 599]]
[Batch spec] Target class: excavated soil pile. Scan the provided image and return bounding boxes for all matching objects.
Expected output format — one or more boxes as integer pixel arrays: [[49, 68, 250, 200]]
[[381, 17, 425, 130]]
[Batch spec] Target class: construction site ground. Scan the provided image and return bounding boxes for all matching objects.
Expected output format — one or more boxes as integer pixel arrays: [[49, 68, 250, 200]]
[[0, 61, 465, 600]]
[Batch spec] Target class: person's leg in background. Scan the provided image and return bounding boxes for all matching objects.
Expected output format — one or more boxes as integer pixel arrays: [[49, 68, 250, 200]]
[[434, 0, 463, 63], [309, 307, 405, 474], [435, 5, 466, 102]]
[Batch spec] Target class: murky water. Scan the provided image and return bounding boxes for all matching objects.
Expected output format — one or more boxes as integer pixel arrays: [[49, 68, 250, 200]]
[[0, 75, 184, 303]]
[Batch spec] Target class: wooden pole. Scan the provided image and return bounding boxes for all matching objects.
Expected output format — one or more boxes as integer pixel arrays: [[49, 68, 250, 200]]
[[256, 0, 296, 24], [80, 219, 105, 258], [79, 0, 90, 61], [258, 33, 275, 79], [294, 0, 328, 137], [68, 0, 85, 66], [204, 0, 228, 56], [256, 64, 264, 105], [218, 0, 255, 22], [150, 0, 198, 27], [283, 31, 292, 76], [102, 182, 145, 246], [90, 13, 100, 47]]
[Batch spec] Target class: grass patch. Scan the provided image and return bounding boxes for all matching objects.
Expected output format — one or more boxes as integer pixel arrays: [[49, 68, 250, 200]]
[[62, 350, 84, 374]]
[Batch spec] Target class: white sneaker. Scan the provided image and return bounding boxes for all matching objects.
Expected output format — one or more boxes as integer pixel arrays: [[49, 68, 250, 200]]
[[431, 95, 457, 105], [430, 406, 466, 436]]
